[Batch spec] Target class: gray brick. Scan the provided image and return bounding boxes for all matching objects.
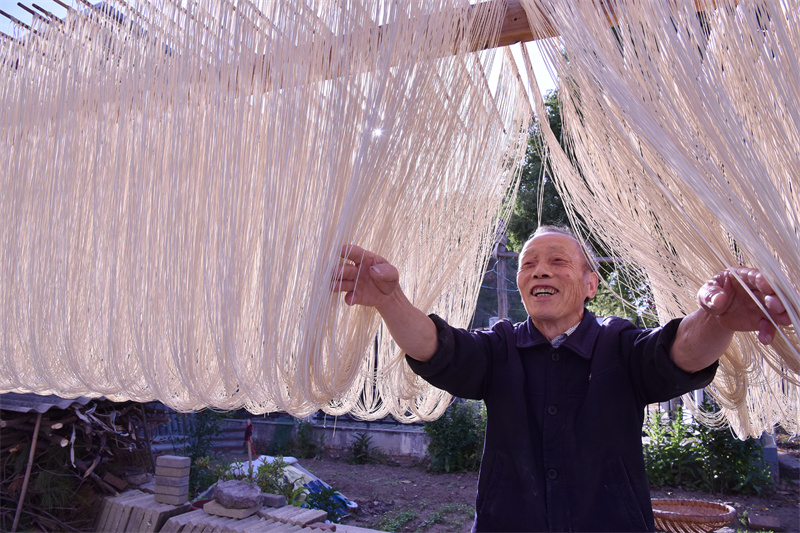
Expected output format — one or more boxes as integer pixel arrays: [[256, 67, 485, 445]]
[[161, 509, 207, 533], [155, 465, 192, 478], [196, 515, 233, 533], [96, 491, 144, 532], [154, 484, 190, 497], [270, 524, 302, 533], [263, 505, 296, 520], [203, 500, 261, 519], [142, 500, 191, 533], [157, 455, 192, 469], [261, 494, 287, 508], [155, 474, 191, 487], [247, 519, 285, 533], [110, 492, 154, 532], [288, 508, 327, 526], [221, 514, 267, 532], [124, 506, 146, 533], [155, 492, 189, 506]]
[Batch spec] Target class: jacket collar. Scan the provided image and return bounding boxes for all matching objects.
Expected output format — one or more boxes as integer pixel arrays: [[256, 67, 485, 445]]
[[516, 309, 601, 360]]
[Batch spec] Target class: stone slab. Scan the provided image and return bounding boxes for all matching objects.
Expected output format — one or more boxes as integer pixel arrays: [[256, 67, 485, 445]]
[[93, 496, 112, 531], [155, 492, 190, 506], [220, 514, 267, 532], [141, 498, 192, 532], [307, 523, 336, 531], [157, 455, 192, 469], [288, 508, 327, 526], [203, 500, 261, 519], [156, 474, 192, 487], [156, 465, 192, 478], [246, 519, 283, 533], [155, 483, 191, 497], [109, 491, 156, 532], [261, 494, 287, 508], [250, 520, 293, 533], [195, 514, 233, 533], [269, 524, 303, 533], [161, 509, 208, 533], [124, 505, 148, 533], [94, 490, 144, 531], [181, 512, 221, 533], [263, 505, 297, 520], [748, 513, 782, 531]]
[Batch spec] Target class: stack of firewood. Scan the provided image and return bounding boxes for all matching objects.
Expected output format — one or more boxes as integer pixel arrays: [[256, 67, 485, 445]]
[[0, 399, 169, 532]]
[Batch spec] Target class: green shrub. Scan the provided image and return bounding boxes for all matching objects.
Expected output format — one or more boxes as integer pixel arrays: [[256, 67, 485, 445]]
[[294, 419, 325, 459], [190, 456, 225, 497], [349, 432, 378, 465], [219, 456, 307, 505], [184, 410, 224, 461], [424, 400, 486, 473], [643, 408, 703, 489], [183, 410, 224, 497], [694, 416, 773, 495], [643, 403, 773, 496]]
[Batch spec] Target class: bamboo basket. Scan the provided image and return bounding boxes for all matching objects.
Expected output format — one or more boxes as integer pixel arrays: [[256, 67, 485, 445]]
[[651, 499, 737, 533]]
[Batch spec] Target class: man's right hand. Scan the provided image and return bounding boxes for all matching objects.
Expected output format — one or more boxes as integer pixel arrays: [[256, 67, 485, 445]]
[[331, 244, 438, 362]]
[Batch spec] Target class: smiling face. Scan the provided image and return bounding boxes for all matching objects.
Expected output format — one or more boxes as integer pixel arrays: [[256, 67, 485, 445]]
[[516, 232, 599, 340]]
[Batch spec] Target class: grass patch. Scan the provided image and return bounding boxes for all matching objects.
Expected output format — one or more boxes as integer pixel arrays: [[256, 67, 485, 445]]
[[373, 510, 418, 532], [414, 503, 474, 532]]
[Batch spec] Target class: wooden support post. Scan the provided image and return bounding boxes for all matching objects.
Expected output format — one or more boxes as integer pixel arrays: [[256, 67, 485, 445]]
[[496, 245, 509, 321], [493, 228, 510, 321]]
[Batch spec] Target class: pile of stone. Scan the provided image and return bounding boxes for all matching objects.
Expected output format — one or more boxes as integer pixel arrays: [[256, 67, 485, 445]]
[[154, 455, 191, 505], [204, 480, 264, 519], [202, 481, 329, 528]]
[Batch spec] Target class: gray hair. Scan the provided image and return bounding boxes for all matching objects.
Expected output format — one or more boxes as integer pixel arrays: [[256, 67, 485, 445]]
[[526, 225, 599, 273]]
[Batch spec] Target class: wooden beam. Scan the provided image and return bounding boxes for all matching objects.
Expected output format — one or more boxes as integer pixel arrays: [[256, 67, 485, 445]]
[[486, 0, 724, 50], [493, 0, 553, 49]]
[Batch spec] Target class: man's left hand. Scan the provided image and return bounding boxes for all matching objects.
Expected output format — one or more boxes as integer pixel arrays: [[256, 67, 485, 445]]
[[697, 267, 791, 345]]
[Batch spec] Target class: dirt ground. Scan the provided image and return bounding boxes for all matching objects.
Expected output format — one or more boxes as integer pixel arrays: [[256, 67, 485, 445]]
[[296, 455, 800, 533]]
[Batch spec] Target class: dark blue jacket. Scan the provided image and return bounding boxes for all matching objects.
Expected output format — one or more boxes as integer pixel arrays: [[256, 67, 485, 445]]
[[407, 310, 717, 532]]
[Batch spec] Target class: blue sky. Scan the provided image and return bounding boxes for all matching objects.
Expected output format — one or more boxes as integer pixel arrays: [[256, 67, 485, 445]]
[[0, 0, 79, 35]]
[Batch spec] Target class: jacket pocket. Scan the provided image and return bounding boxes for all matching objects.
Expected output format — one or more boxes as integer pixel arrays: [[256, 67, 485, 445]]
[[608, 457, 648, 531], [476, 450, 503, 517]]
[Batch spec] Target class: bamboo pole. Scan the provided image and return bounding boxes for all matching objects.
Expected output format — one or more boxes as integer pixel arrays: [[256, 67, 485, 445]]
[[11, 412, 42, 533]]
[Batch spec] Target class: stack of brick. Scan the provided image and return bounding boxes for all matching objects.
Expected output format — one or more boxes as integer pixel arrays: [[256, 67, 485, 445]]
[[154, 455, 191, 505]]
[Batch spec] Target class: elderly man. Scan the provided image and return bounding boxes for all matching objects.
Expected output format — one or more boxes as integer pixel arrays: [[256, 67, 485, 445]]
[[332, 225, 789, 532]]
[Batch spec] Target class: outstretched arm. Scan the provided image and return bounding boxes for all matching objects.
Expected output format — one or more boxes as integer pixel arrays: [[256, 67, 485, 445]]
[[671, 267, 791, 373], [331, 244, 438, 362]]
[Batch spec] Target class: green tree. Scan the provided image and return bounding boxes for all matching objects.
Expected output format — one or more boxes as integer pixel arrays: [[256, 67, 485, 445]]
[[424, 400, 486, 473], [471, 89, 658, 328], [506, 90, 568, 252]]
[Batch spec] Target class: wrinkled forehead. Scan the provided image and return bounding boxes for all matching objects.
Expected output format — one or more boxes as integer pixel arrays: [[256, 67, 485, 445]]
[[520, 233, 589, 267], [521, 232, 583, 256]]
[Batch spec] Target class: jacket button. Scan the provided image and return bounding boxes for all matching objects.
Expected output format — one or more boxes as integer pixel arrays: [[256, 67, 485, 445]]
[[547, 405, 558, 416], [547, 469, 558, 480], [551, 352, 560, 362]]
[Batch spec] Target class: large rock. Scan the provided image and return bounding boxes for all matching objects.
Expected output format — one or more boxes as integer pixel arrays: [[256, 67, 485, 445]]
[[214, 480, 262, 509]]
